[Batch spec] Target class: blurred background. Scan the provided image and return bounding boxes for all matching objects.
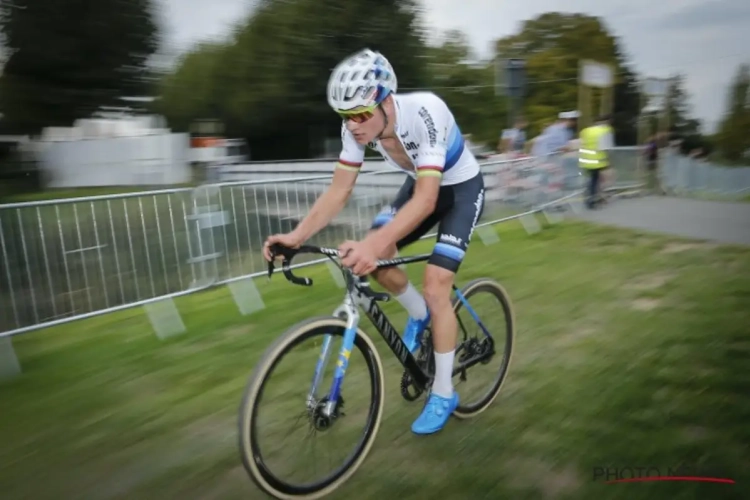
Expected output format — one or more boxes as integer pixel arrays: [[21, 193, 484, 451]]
[[0, 0, 748, 195], [1, 2, 749, 500]]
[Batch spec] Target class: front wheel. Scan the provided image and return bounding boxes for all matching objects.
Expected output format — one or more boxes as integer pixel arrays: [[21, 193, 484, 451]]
[[451, 278, 515, 419], [238, 316, 385, 499]]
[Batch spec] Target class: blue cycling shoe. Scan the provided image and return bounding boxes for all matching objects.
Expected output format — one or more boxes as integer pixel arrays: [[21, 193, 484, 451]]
[[402, 312, 430, 353], [411, 391, 460, 435]]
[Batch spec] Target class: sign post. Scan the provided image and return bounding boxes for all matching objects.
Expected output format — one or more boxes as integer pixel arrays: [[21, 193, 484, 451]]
[[494, 54, 528, 128], [637, 76, 672, 179], [577, 60, 614, 131], [505, 58, 526, 127]]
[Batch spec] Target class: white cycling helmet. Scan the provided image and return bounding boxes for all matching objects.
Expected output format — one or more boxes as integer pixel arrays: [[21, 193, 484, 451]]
[[327, 49, 398, 112]]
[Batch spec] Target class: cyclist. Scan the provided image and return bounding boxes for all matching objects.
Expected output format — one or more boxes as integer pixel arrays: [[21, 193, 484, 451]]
[[263, 48, 485, 435]]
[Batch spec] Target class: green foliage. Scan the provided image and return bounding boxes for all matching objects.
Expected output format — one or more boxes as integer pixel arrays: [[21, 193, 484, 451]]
[[1, 2, 704, 159], [157, 0, 430, 159], [610, 43, 641, 146], [423, 30, 507, 146], [155, 41, 230, 132], [160, 10, 693, 157], [665, 74, 702, 138], [0, 0, 160, 135], [495, 13, 641, 142], [160, 9, 653, 158], [714, 63, 750, 164]]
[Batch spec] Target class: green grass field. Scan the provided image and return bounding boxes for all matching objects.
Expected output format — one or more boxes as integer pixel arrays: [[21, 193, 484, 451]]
[[1, 219, 749, 500]]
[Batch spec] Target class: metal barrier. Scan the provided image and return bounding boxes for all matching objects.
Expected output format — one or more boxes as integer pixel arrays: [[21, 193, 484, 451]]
[[1, 148, 645, 341], [660, 151, 750, 199]]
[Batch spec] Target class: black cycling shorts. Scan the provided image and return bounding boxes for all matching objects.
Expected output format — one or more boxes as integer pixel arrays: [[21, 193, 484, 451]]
[[370, 172, 485, 273]]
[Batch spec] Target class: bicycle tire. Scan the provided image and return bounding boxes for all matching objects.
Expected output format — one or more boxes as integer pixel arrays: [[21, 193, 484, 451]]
[[451, 278, 515, 419], [238, 316, 385, 500]]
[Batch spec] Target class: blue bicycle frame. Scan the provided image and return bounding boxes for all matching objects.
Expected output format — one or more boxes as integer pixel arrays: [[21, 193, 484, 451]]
[[308, 274, 492, 419], [265, 243, 493, 419]]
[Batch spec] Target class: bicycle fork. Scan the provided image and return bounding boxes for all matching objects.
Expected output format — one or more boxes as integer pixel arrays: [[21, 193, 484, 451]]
[[307, 293, 360, 419]]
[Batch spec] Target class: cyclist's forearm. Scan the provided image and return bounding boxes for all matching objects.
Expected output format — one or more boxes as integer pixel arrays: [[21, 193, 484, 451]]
[[292, 189, 349, 241]]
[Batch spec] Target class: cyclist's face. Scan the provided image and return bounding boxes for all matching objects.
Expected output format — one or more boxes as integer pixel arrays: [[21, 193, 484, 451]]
[[340, 105, 384, 145]]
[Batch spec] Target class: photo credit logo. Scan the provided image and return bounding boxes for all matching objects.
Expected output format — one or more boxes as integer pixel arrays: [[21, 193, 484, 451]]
[[592, 464, 735, 484]]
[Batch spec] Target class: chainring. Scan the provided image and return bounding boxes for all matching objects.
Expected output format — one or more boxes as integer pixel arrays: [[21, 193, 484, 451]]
[[399, 333, 434, 402]]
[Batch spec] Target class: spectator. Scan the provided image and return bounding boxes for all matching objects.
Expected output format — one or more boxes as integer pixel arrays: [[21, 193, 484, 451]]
[[578, 114, 614, 209], [531, 111, 579, 157], [644, 134, 662, 194], [497, 117, 528, 155]]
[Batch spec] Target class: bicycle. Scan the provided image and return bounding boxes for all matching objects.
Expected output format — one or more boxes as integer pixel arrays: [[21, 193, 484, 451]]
[[238, 243, 516, 499]]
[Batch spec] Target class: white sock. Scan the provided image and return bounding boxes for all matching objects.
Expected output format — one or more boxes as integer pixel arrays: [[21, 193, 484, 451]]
[[432, 350, 455, 398], [395, 282, 428, 320]]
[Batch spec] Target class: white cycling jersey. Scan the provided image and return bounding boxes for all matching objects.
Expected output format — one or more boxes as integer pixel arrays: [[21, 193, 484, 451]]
[[336, 92, 480, 186]]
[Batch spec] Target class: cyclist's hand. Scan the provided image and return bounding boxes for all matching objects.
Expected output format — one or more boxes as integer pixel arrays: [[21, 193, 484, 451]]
[[263, 232, 302, 262], [339, 240, 377, 276]]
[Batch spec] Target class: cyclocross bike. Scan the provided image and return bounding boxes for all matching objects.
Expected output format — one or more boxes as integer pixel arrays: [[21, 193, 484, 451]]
[[238, 243, 516, 499]]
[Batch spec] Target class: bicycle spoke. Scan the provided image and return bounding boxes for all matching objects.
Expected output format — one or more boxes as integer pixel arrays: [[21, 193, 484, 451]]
[[239, 244, 512, 498], [239, 318, 384, 498], [450, 279, 515, 418]]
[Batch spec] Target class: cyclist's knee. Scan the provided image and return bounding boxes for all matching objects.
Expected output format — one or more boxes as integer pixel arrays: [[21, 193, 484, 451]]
[[423, 265, 455, 311], [371, 266, 390, 283], [371, 246, 403, 283]]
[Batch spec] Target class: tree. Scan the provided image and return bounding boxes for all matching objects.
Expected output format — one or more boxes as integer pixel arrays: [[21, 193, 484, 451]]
[[154, 41, 230, 133], [494, 13, 641, 143], [0, 0, 160, 135], [423, 30, 507, 146], [715, 63, 750, 163], [664, 74, 701, 138], [648, 73, 709, 156], [157, 0, 430, 160], [610, 38, 640, 146]]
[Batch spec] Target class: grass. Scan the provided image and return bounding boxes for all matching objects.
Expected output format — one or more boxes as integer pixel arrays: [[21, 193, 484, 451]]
[[1, 219, 749, 500]]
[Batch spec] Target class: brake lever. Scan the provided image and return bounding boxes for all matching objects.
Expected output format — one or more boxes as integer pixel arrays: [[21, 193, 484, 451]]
[[266, 244, 288, 279], [269, 243, 297, 260], [355, 277, 390, 302], [361, 287, 390, 302]]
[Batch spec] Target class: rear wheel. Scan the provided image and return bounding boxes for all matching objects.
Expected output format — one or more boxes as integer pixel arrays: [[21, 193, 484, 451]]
[[238, 316, 385, 499], [451, 278, 515, 418]]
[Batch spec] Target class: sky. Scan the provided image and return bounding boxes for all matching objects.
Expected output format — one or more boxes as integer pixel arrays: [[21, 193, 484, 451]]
[[158, 0, 750, 133]]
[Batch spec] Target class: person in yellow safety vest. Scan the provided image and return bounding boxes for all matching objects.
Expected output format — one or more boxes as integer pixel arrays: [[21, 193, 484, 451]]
[[579, 114, 614, 209]]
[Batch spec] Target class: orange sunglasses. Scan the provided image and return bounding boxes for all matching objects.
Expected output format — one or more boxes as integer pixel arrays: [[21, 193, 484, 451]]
[[336, 104, 378, 124]]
